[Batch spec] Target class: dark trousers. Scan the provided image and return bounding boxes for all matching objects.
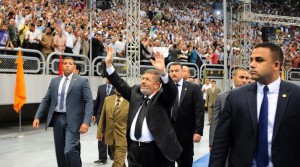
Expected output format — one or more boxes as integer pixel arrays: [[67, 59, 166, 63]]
[[175, 141, 194, 167], [96, 119, 113, 160], [65, 47, 73, 54], [52, 113, 81, 167], [26, 43, 40, 58], [98, 140, 113, 160], [127, 142, 172, 167]]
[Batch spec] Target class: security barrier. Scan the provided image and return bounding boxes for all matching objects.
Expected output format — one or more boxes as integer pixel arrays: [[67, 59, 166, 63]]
[[0, 47, 46, 74]]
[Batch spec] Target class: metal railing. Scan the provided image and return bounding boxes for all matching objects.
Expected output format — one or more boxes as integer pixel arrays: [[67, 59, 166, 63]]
[[1, 47, 299, 83], [46, 52, 89, 75], [199, 64, 226, 79], [0, 47, 46, 74], [92, 56, 127, 76], [287, 68, 300, 81]]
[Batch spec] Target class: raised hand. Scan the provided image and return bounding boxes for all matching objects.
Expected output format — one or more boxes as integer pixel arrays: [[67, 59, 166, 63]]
[[149, 51, 166, 73], [105, 46, 114, 68]]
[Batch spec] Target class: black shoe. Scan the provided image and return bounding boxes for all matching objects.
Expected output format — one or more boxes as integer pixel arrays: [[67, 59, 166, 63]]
[[94, 159, 107, 164]]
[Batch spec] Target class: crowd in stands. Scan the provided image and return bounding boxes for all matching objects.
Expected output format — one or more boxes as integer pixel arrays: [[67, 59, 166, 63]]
[[0, 0, 300, 71]]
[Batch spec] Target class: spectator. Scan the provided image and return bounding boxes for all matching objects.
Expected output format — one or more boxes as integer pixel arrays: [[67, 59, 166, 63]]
[[18, 18, 30, 47], [40, 27, 53, 59], [72, 30, 82, 55], [64, 25, 75, 54], [24, 22, 41, 58], [115, 34, 126, 57], [0, 24, 14, 54], [53, 27, 66, 53], [7, 19, 19, 51]]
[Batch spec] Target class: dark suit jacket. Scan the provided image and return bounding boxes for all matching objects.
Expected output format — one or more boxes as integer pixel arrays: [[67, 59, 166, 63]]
[[209, 90, 229, 146], [35, 74, 93, 133], [107, 71, 182, 161], [93, 84, 115, 124], [173, 80, 205, 143], [209, 81, 300, 167]]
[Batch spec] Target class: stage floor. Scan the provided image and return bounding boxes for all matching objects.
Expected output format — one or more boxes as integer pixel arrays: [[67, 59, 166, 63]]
[[0, 113, 210, 167]]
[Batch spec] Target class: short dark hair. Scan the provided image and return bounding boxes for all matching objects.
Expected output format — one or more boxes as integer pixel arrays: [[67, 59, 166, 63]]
[[63, 56, 75, 63], [29, 23, 35, 27], [232, 67, 248, 76], [75, 63, 81, 74], [169, 62, 183, 68], [254, 42, 283, 67], [211, 80, 216, 83]]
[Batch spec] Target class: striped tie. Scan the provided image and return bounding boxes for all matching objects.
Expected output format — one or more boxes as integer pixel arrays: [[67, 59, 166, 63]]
[[114, 97, 121, 115]]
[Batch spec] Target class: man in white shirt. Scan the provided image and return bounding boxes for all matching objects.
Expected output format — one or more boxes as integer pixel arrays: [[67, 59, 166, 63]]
[[64, 25, 75, 54], [104, 47, 182, 167], [115, 35, 126, 57], [25, 23, 41, 58], [202, 78, 211, 108], [209, 43, 300, 167]]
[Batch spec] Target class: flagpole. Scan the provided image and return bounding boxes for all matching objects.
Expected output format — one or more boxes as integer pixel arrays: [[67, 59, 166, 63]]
[[17, 109, 24, 138]]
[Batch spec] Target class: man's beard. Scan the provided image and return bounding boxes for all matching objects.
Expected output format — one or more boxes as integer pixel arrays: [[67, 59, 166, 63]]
[[140, 87, 152, 96]]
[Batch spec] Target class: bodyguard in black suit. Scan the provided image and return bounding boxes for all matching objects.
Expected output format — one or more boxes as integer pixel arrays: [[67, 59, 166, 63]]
[[105, 47, 182, 166], [169, 62, 204, 167], [92, 78, 114, 164], [210, 43, 300, 167]]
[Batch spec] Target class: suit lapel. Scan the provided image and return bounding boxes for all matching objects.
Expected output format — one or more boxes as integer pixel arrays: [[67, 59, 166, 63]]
[[54, 77, 63, 101], [247, 83, 258, 136], [272, 81, 290, 143], [179, 81, 188, 106], [67, 74, 78, 95]]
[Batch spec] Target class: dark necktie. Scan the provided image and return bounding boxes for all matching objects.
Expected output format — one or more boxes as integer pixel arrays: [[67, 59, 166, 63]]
[[106, 85, 111, 96], [114, 97, 121, 116], [134, 97, 150, 140], [59, 78, 68, 110], [256, 86, 269, 167], [172, 84, 180, 120]]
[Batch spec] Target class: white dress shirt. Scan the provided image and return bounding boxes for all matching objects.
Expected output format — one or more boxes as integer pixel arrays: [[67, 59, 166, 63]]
[[253, 77, 280, 167], [64, 31, 75, 48], [175, 78, 184, 103], [25, 29, 42, 43], [130, 93, 156, 142], [202, 83, 211, 100], [55, 73, 74, 112]]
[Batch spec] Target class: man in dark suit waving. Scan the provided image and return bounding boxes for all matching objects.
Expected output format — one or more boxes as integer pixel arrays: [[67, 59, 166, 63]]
[[209, 42, 300, 167], [105, 47, 182, 166], [169, 62, 204, 167], [33, 57, 93, 167]]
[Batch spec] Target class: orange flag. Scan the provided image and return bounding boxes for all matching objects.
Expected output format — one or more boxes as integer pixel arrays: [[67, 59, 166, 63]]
[[281, 68, 285, 81], [58, 55, 63, 76], [14, 50, 27, 112]]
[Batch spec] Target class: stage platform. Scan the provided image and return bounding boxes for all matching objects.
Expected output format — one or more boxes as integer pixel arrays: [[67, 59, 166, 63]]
[[0, 113, 210, 167]]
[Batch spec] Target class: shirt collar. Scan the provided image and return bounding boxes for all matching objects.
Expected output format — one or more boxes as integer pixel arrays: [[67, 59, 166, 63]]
[[63, 73, 74, 81], [176, 78, 184, 86], [146, 93, 156, 100], [257, 77, 281, 94]]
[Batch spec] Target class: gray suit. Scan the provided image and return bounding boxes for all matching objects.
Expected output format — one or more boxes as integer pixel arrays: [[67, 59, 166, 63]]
[[209, 90, 229, 147], [34, 74, 93, 167]]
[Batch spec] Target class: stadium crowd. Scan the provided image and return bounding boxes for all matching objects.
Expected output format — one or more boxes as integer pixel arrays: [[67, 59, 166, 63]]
[[0, 0, 299, 70]]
